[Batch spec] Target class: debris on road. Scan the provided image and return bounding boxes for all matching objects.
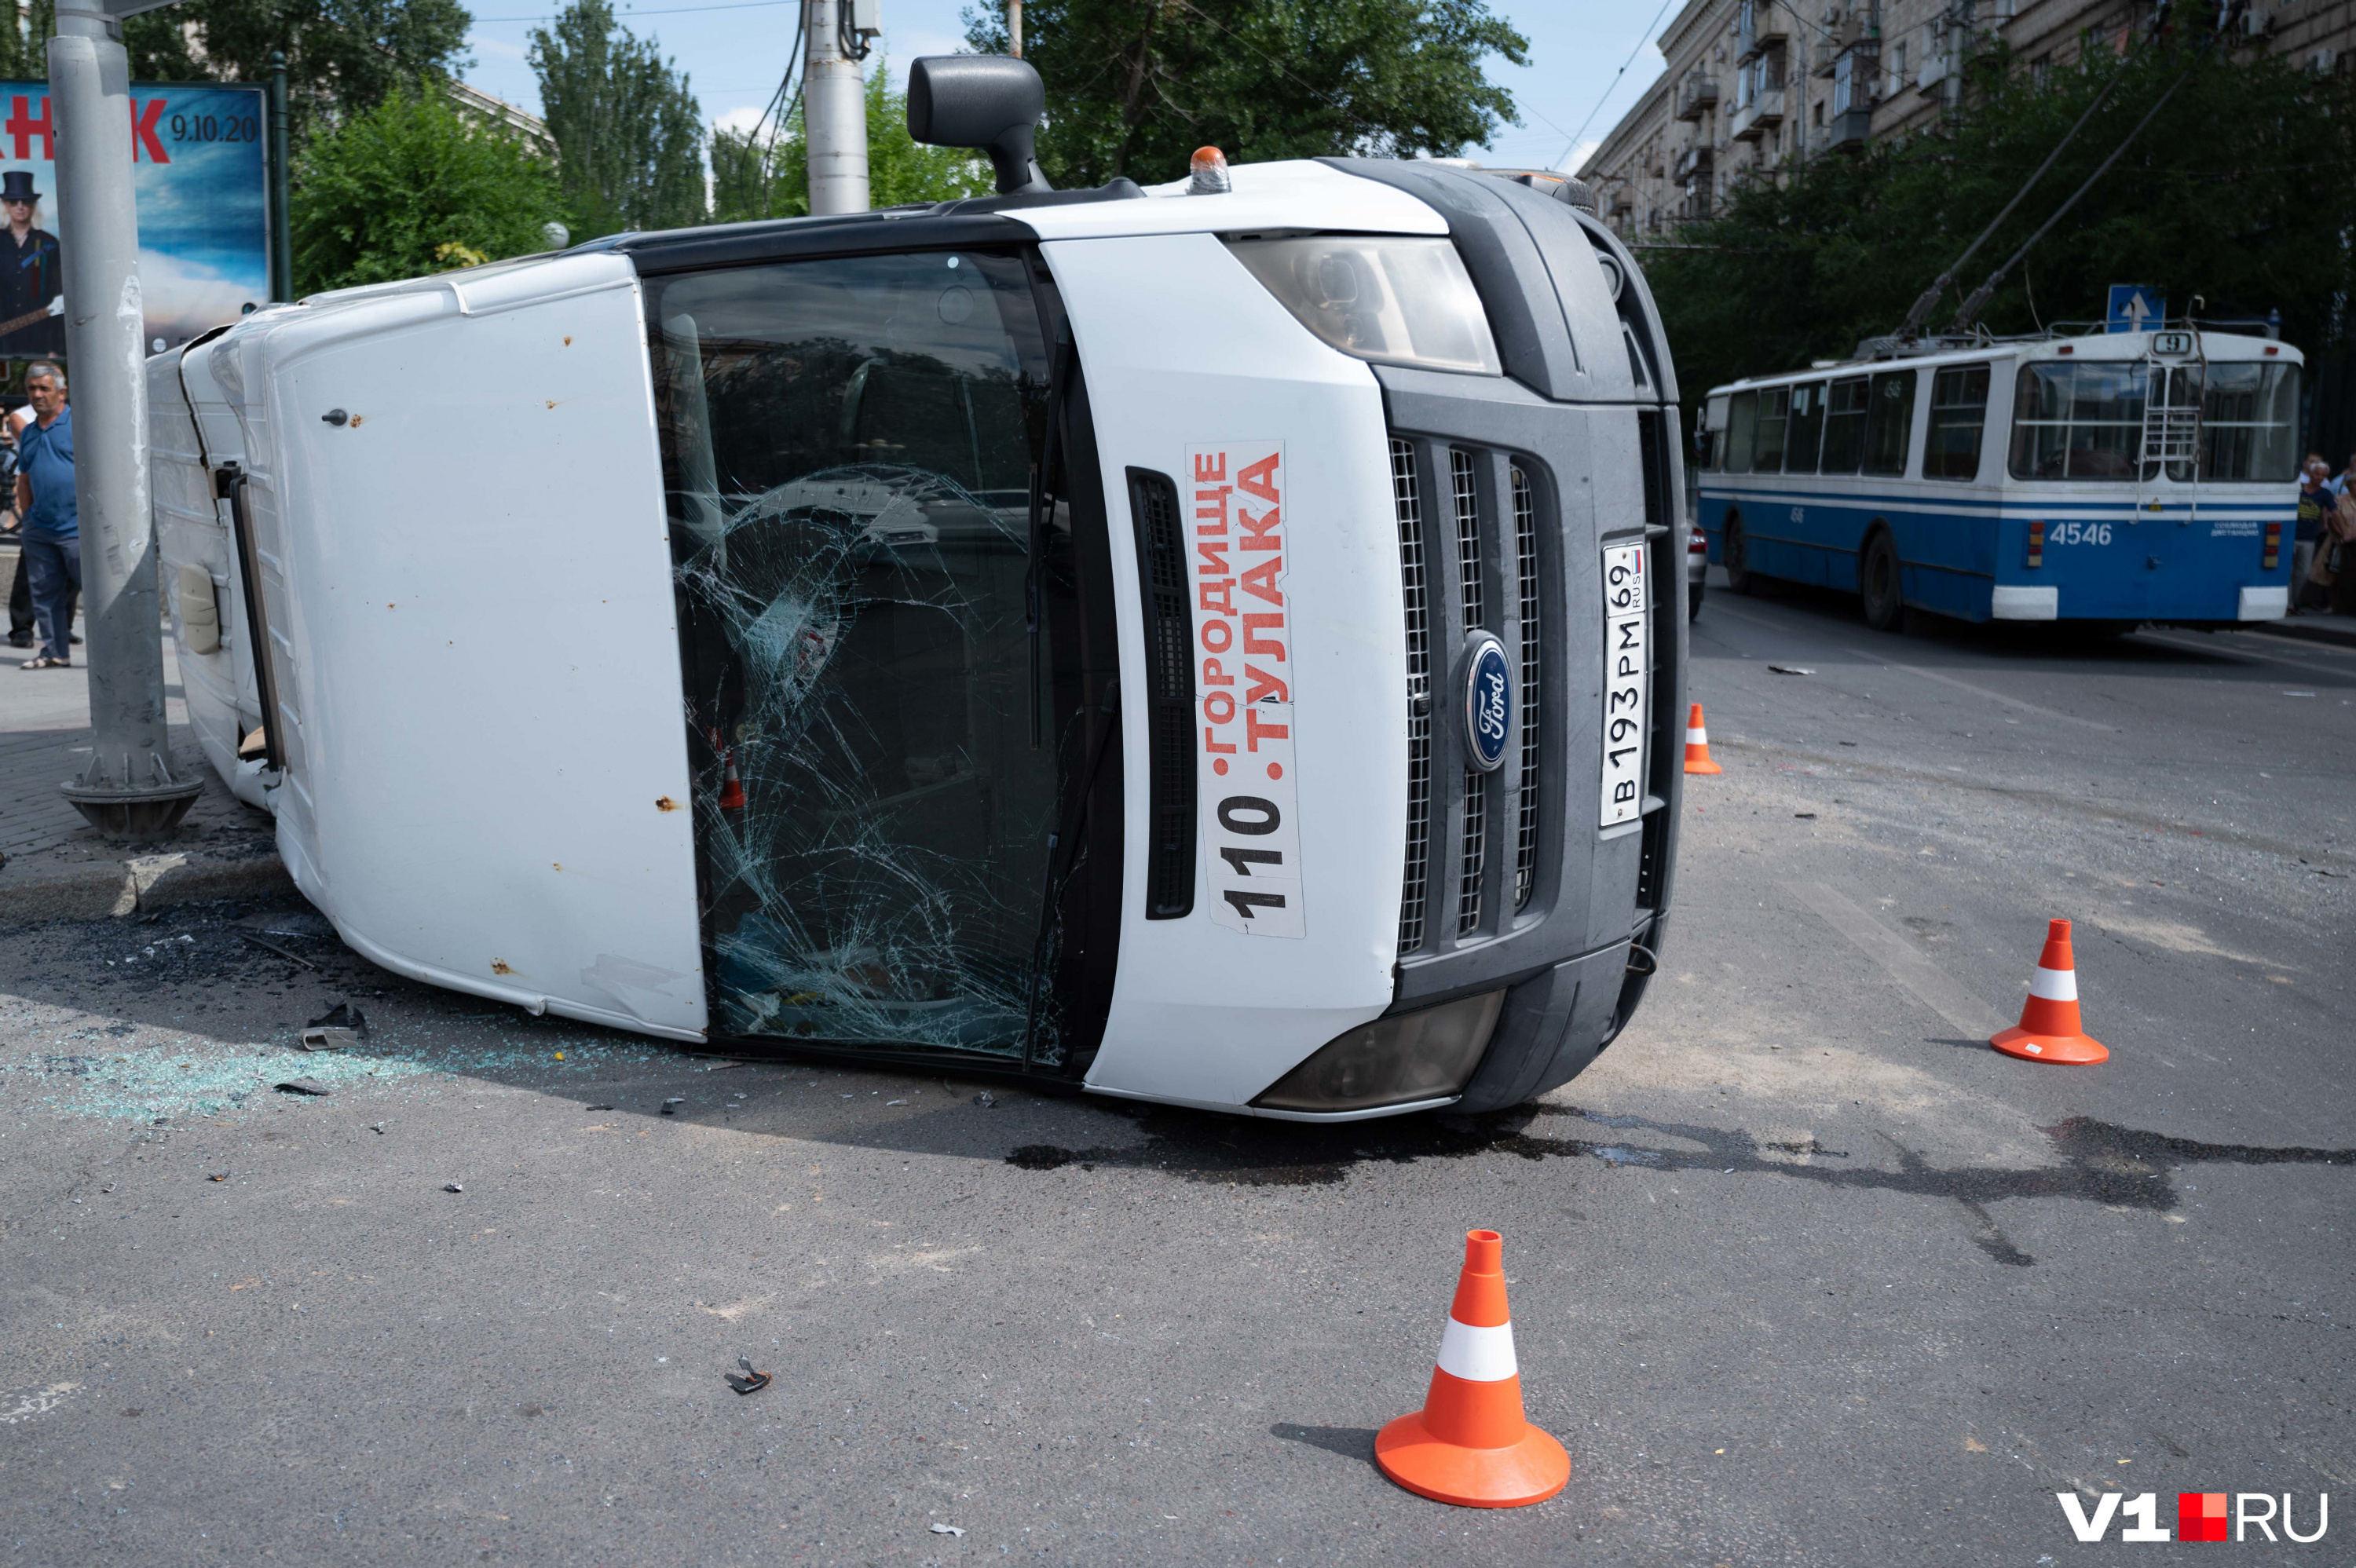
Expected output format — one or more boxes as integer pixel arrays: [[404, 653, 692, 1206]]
[[1768, 664, 1815, 675], [974, 1091, 996, 1108], [207, 1173, 228, 1182], [273, 1078, 331, 1096], [724, 1356, 771, 1395], [443, 1183, 464, 1193], [239, 933, 317, 970], [929, 1523, 965, 1536], [587, 1102, 615, 1111], [661, 1098, 686, 1115], [371, 1122, 386, 1134], [300, 1001, 367, 1051]]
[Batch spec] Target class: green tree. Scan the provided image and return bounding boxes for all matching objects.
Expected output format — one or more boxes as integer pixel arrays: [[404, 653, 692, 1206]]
[[530, 0, 705, 239], [117, 0, 475, 144], [1644, 39, 2356, 420], [962, 0, 1527, 189], [291, 86, 558, 291], [0, 0, 56, 81], [710, 62, 993, 223]]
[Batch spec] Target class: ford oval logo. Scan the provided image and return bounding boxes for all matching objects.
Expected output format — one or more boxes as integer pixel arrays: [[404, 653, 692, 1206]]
[[1462, 634, 1513, 773]]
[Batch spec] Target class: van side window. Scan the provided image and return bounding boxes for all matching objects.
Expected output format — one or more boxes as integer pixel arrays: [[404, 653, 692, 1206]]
[[1923, 364, 1991, 481], [1726, 389, 1758, 473], [1820, 376, 1869, 473], [1783, 381, 1826, 475], [1752, 386, 1789, 473], [1863, 369, 1916, 477]]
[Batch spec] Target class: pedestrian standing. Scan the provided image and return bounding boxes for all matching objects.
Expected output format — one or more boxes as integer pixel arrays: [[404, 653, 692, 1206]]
[[3, 418, 27, 647], [2294, 453, 2332, 613], [15, 362, 77, 669]]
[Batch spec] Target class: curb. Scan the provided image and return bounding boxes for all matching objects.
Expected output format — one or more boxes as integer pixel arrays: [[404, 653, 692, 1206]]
[[0, 847, 294, 926], [2250, 617, 2356, 652]]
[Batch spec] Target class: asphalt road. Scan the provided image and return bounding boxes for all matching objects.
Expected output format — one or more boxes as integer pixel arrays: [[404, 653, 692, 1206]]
[[2, 579, 2351, 1566]]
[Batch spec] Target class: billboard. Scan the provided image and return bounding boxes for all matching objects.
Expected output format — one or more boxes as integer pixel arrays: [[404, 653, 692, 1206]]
[[0, 81, 269, 360]]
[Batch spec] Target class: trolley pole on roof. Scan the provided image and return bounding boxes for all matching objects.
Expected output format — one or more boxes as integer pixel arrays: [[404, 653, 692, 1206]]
[[803, 0, 876, 214], [49, 0, 205, 839]]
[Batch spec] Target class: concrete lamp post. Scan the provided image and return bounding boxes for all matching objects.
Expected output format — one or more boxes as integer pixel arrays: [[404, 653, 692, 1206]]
[[49, 0, 205, 840]]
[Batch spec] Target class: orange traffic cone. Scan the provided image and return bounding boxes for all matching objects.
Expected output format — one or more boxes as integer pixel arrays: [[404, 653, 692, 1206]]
[[1376, 1230, 1569, 1508], [1682, 703, 1722, 775], [717, 748, 746, 812], [1992, 918, 2107, 1065]]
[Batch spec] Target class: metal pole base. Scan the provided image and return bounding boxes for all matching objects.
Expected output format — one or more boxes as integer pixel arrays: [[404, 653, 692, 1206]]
[[62, 751, 207, 842]]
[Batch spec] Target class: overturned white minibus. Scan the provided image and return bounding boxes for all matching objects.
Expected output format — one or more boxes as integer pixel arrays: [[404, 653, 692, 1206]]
[[145, 60, 1686, 1120]]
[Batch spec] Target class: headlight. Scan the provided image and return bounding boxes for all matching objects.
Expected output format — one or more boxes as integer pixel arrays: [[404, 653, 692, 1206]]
[[1252, 990, 1505, 1113], [1225, 236, 1502, 375]]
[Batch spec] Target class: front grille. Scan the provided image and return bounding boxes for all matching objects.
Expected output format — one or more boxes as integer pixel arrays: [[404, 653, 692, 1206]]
[[1391, 436, 1549, 956], [1127, 468, 1194, 919], [1451, 448, 1483, 630], [1392, 438, 1433, 955], [1511, 466, 1541, 912], [1458, 770, 1487, 933]]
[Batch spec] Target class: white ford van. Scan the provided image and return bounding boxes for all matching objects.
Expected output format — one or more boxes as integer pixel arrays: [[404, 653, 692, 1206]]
[[147, 61, 1687, 1120]]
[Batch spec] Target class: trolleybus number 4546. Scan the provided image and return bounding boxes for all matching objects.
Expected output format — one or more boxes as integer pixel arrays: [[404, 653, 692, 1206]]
[[2047, 521, 2113, 546]]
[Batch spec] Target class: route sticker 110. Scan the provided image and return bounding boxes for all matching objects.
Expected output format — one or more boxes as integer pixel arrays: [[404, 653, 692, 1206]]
[[1188, 440, 1304, 938]]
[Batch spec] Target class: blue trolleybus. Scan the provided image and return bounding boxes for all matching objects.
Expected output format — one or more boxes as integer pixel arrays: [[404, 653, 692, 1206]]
[[1693, 327, 2303, 630]]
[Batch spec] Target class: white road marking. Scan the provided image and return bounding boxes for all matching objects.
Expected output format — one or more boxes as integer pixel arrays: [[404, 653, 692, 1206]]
[[1788, 882, 2010, 1040], [1890, 664, 2121, 733]]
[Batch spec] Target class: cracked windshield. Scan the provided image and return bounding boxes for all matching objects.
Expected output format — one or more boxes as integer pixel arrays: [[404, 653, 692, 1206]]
[[647, 251, 1064, 1058]]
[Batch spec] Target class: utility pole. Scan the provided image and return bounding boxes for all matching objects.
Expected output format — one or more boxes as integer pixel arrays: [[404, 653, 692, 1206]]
[[51, 0, 204, 839], [803, 0, 876, 214], [1008, 0, 1022, 57]]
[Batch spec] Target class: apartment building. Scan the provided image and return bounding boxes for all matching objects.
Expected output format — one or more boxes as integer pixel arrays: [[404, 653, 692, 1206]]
[[1579, 0, 2356, 242]]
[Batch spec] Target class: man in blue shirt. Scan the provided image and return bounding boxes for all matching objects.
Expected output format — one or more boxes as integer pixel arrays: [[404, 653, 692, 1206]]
[[15, 362, 75, 668]]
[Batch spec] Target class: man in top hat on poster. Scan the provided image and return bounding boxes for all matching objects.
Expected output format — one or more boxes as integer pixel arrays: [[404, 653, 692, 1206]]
[[0, 170, 62, 358]]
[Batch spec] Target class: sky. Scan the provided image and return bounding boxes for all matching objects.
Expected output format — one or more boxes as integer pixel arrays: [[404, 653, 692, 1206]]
[[454, 0, 1674, 177]]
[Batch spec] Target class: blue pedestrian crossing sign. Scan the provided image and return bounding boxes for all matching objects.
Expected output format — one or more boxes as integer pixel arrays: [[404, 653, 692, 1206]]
[[2106, 285, 2166, 334]]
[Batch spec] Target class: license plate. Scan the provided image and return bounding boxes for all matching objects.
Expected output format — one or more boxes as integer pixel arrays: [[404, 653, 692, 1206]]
[[1600, 543, 1647, 826]]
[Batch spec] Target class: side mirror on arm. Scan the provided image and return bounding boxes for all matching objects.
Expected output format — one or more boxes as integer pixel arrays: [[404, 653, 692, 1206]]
[[906, 55, 1052, 196]]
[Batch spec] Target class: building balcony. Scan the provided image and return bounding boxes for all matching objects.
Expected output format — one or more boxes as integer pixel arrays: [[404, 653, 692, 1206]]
[[1675, 72, 1720, 121], [1674, 145, 1714, 181], [1825, 105, 1871, 152], [1737, 1, 1791, 62], [1729, 87, 1785, 142]]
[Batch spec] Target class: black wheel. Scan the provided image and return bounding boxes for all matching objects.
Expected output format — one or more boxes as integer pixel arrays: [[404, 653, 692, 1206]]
[[1688, 581, 1703, 621], [1860, 529, 1903, 631], [1722, 514, 1758, 595]]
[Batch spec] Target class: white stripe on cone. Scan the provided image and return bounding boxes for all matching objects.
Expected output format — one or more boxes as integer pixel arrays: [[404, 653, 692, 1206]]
[[1436, 1318, 1518, 1383], [2028, 965, 2078, 1002], [1686, 726, 1707, 744]]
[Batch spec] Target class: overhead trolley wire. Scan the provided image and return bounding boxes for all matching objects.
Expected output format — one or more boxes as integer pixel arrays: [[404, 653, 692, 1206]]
[[1944, 4, 2241, 335]]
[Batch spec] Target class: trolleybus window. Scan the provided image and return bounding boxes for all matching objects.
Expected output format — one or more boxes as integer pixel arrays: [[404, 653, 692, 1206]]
[[1783, 381, 1827, 475], [1820, 375, 1869, 473], [1923, 364, 1992, 481], [645, 250, 1070, 1058], [2197, 362, 2299, 481], [1752, 386, 1789, 472], [2008, 360, 2142, 479], [1862, 369, 1916, 477], [1726, 389, 1758, 473]]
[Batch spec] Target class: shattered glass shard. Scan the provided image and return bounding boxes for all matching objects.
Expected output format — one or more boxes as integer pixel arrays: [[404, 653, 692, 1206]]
[[651, 250, 1072, 1063]]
